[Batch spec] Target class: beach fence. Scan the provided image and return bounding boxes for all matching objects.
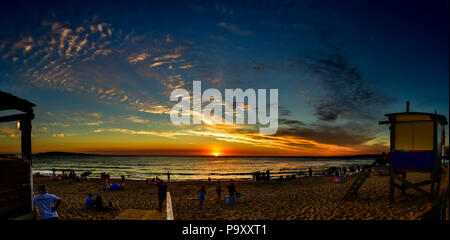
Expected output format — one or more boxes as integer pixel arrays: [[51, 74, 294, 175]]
[[166, 192, 174, 220]]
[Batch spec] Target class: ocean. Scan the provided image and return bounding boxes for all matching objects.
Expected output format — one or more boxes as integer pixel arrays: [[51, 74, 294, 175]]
[[31, 155, 376, 181]]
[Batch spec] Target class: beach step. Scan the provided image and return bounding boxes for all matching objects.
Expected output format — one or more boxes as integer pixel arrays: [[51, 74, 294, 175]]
[[114, 191, 174, 220], [343, 170, 371, 200], [114, 209, 166, 220]]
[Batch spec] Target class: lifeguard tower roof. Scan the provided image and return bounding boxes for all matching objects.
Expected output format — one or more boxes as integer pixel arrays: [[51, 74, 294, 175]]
[[0, 90, 36, 113], [384, 112, 448, 126]]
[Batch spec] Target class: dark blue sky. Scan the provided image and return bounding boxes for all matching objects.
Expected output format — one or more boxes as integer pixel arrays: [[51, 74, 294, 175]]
[[0, 0, 448, 155]]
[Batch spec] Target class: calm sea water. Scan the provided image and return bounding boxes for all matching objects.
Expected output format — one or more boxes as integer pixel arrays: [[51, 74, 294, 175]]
[[32, 156, 376, 181]]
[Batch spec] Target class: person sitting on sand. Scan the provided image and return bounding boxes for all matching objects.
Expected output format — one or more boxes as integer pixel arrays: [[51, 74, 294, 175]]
[[86, 193, 96, 209], [157, 180, 167, 212], [34, 184, 61, 220], [199, 185, 206, 207], [94, 196, 114, 211]]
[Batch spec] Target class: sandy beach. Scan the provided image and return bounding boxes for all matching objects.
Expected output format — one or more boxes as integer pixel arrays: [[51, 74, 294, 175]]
[[32, 171, 441, 220]]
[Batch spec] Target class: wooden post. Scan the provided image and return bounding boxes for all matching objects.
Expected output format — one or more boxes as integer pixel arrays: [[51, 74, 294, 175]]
[[19, 117, 33, 214], [401, 172, 406, 196], [20, 118, 32, 162], [390, 168, 395, 202]]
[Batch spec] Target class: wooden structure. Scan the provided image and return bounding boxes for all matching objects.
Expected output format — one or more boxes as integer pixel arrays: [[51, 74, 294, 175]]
[[343, 165, 372, 200], [0, 91, 36, 219], [380, 101, 447, 201]]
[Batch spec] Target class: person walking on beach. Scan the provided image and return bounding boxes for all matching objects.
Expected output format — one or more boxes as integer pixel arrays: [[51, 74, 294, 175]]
[[266, 169, 271, 182], [216, 184, 222, 202], [227, 179, 236, 198], [52, 168, 56, 181], [157, 180, 167, 212], [309, 168, 313, 177], [167, 171, 170, 182], [199, 185, 206, 207], [34, 184, 61, 220]]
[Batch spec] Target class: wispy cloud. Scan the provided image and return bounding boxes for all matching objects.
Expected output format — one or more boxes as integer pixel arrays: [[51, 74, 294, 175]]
[[126, 116, 149, 124], [93, 128, 182, 138], [128, 52, 150, 63], [217, 22, 251, 36], [52, 133, 75, 137], [86, 121, 104, 126]]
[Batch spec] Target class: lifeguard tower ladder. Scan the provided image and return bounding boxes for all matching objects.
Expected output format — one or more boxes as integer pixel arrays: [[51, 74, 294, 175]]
[[380, 102, 447, 201]]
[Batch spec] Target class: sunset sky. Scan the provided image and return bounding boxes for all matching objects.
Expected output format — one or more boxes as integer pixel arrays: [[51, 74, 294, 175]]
[[0, 0, 448, 156]]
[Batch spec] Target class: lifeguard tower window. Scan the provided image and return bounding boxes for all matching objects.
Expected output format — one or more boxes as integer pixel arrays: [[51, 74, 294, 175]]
[[395, 120, 434, 151]]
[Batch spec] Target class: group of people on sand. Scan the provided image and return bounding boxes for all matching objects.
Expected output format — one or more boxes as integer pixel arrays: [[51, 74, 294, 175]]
[[33, 183, 118, 220], [51, 168, 89, 183], [192, 179, 241, 207], [102, 173, 126, 191], [252, 170, 271, 182], [85, 193, 115, 211]]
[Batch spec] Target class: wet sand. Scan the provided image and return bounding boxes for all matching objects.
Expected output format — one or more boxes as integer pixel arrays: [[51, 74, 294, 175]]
[[33, 172, 437, 220]]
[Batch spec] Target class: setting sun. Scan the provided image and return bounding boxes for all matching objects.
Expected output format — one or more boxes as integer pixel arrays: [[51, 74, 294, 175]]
[[212, 152, 221, 157]]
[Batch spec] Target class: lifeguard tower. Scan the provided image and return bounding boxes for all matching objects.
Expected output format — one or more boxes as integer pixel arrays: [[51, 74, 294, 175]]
[[0, 91, 36, 219], [380, 101, 447, 201]]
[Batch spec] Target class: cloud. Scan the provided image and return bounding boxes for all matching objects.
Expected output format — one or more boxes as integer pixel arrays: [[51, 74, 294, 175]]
[[152, 53, 182, 61], [276, 122, 376, 147], [86, 121, 104, 126], [48, 122, 71, 127], [293, 53, 393, 121], [150, 61, 165, 67], [217, 22, 251, 36], [0, 127, 19, 138], [85, 112, 102, 119], [128, 52, 149, 63], [179, 64, 193, 69], [126, 116, 149, 124], [93, 128, 180, 138], [52, 133, 75, 137]]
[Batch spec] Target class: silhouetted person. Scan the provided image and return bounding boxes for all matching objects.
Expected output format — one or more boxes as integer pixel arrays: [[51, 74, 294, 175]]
[[309, 168, 313, 177], [199, 185, 206, 207], [216, 184, 222, 201], [52, 168, 56, 181], [227, 179, 236, 198], [167, 171, 170, 182], [157, 180, 167, 212], [95, 196, 114, 211]]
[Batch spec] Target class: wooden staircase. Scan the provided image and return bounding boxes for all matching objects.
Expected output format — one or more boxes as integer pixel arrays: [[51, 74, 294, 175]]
[[343, 169, 371, 200]]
